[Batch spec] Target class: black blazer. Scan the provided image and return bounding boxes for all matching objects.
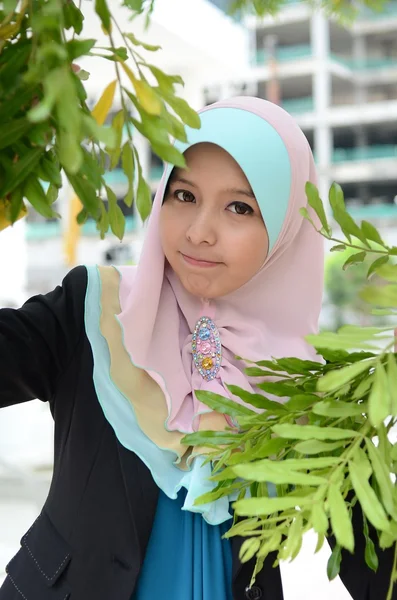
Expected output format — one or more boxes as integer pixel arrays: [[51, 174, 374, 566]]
[[0, 266, 394, 600]]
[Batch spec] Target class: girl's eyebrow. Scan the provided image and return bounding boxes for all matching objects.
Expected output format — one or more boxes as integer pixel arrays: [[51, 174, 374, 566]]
[[170, 177, 255, 199]]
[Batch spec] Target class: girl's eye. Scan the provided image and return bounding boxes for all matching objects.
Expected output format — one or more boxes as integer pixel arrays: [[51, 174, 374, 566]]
[[228, 202, 254, 216], [175, 190, 195, 203]]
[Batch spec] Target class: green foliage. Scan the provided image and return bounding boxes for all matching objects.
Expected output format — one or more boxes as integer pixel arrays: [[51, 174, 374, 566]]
[[183, 183, 397, 598], [0, 0, 200, 234]]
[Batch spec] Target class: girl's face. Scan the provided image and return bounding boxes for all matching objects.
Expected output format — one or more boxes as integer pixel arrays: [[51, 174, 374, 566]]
[[160, 143, 269, 299]]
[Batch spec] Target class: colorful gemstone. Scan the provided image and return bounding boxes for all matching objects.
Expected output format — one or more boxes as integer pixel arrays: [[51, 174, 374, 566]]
[[202, 357, 213, 370], [199, 328, 211, 341], [200, 341, 211, 355]]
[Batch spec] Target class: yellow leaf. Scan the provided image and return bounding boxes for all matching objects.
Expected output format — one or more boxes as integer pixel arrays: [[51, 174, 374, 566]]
[[63, 194, 82, 267], [120, 62, 162, 116], [91, 80, 117, 126], [0, 199, 27, 232], [0, 23, 19, 40]]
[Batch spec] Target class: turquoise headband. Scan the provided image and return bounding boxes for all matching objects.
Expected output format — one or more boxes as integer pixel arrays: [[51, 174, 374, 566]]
[[163, 106, 292, 252]]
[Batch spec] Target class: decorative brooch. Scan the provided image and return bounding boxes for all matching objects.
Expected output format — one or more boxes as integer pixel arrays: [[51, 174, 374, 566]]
[[192, 316, 222, 381]]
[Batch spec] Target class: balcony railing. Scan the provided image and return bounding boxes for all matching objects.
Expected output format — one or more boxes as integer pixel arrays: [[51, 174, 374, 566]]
[[254, 44, 312, 65], [348, 203, 397, 220], [331, 54, 397, 70], [333, 145, 397, 163], [281, 96, 314, 114]]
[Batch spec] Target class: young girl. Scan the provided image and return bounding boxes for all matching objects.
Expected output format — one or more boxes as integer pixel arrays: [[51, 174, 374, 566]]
[[0, 97, 393, 600]]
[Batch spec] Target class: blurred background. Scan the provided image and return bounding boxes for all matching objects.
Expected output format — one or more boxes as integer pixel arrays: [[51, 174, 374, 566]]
[[1, 0, 397, 596]]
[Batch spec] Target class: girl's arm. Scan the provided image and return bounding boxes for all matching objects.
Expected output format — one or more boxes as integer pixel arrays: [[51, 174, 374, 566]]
[[0, 266, 87, 409]]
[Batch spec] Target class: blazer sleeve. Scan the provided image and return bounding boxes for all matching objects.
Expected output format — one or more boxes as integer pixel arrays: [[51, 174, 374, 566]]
[[0, 265, 87, 409]]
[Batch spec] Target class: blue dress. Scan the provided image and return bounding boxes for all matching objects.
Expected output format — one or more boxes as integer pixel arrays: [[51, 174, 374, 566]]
[[132, 489, 234, 600]]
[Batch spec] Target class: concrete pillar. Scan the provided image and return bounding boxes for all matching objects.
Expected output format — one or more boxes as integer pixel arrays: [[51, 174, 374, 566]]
[[311, 11, 333, 211], [353, 34, 368, 104]]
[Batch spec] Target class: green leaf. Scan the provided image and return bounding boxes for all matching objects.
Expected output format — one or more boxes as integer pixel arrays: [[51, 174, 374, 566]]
[[3, 0, 18, 13], [56, 93, 84, 173], [145, 64, 184, 92], [363, 514, 378, 572], [95, 0, 111, 31], [317, 359, 375, 393], [312, 400, 366, 418], [123, 0, 144, 10], [0, 118, 32, 150], [365, 438, 397, 519], [367, 256, 389, 279], [83, 115, 116, 148], [305, 182, 331, 235], [343, 251, 366, 270], [349, 460, 390, 531], [299, 207, 316, 229], [67, 173, 100, 218], [106, 186, 125, 240], [136, 168, 153, 222], [27, 69, 64, 123], [329, 183, 369, 246], [282, 513, 303, 561], [46, 183, 59, 205], [368, 362, 390, 428], [181, 430, 241, 447], [376, 264, 397, 283], [108, 110, 124, 169], [272, 424, 359, 441], [0, 147, 43, 197], [327, 544, 342, 580], [387, 354, 397, 416], [306, 332, 377, 351], [194, 390, 254, 417], [227, 438, 287, 465], [96, 201, 109, 239], [226, 385, 288, 412], [125, 32, 161, 52], [23, 177, 58, 219], [330, 244, 347, 252], [76, 208, 89, 225], [315, 533, 325, 554], [8, 187, 25, 224], [233, 496, 311, 517], [353, 447, 373, 480], [361, 221, 385, 247], [66, 39, 96, 60], [284, 394, 318, 411], [360, 284, 397, 308], [121, 142, 135, 207], [157, 88, 201, 129], [161, 109, 188, 143], [328, 484, 354, 552], [151, 141, 185, 168], [311, 502, 328, 536], [258, 382, 301, 397], [63, 1, 84, 33], [294, 440, 347, 454], [39, 154, 62, 188], [275, 357, 322, 374], [239, 538, 261, 563], [231, 460, 328, 486]]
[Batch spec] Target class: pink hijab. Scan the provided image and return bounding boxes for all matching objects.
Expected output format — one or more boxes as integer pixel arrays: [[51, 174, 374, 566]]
[[117, 97, 324, 435]]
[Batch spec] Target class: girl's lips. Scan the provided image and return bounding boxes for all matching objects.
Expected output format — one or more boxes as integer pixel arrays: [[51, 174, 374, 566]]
[[181, 253, 221, 268]]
